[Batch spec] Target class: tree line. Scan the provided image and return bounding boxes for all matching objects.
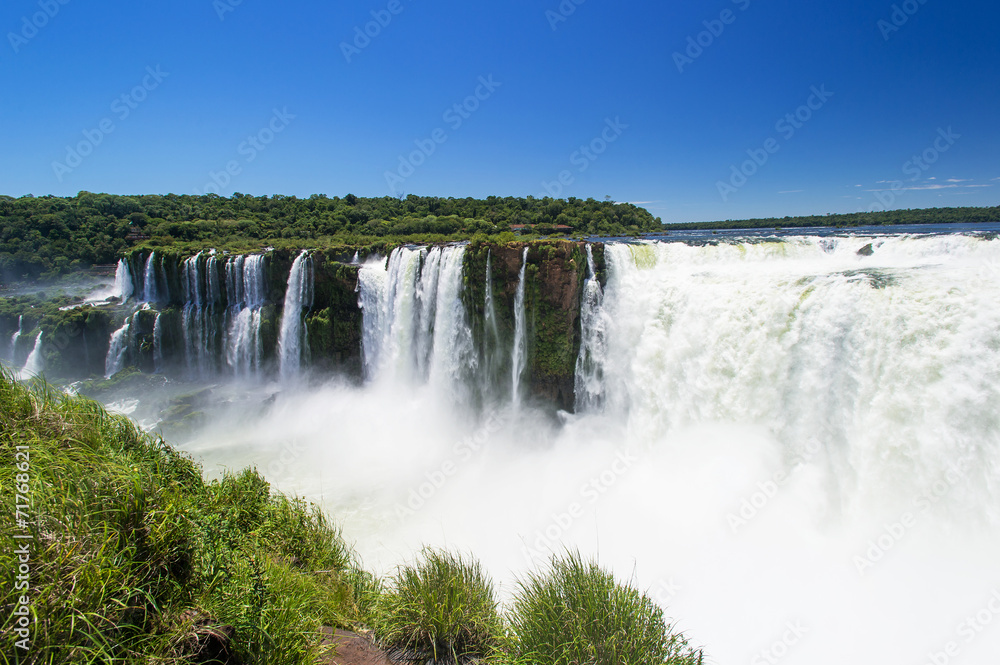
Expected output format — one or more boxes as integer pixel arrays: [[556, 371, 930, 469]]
[[0, 192, 660, 280]]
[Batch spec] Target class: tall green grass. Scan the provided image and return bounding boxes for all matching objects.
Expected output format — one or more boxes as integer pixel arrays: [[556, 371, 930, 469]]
[[0, 369, 363, 664], [0, 369, 709, 664], [505, 552, 704, 665], [372, 548, 502, 664]]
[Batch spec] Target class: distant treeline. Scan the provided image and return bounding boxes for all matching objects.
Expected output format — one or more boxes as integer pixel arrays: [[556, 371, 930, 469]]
[[0, 192, 659, 280], [668, 206, 1000, 231], [2, 192, 997, 281]]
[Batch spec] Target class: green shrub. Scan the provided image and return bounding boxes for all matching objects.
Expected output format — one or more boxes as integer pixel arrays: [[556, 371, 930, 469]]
[[372, 548, 502, 663], [505, 552, 703, 665]]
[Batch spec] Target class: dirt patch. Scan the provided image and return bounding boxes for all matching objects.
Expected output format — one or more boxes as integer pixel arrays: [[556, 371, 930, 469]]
[[317, 628, 400, 665]]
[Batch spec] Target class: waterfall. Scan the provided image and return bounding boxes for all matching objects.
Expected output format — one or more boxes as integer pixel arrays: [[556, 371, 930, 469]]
[[226, 254, 267, 377], [18, 332, 44, 379], [481, 249, 502, 400], [105, 314, 135, 378], [9, 315, 23, 362], [594, 236, 1000, 513], [427, 246, 474, 391], [358, 255, 388, 379], [278, 251, 314, 380], [358, 245, 473, 391], [180, 252, 222, 377], [113, 259, 134, 301], [511, 247, 529, 407], [181, 254, 204, 376], [104, 233, 1000, 665], [152, 312, 164, 373], [574, 244, 607, 411], [143, 252, 158, 303]]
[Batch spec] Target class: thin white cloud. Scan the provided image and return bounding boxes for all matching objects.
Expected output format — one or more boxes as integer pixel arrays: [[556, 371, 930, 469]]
[[778, 190, 803, 194], [866, 183, 993, 193], [946, 178, 971, 183]]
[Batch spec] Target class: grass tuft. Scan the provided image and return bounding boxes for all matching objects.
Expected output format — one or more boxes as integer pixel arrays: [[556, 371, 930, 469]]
[[372, 548, 502, 664], [505, 551, 704, 665]]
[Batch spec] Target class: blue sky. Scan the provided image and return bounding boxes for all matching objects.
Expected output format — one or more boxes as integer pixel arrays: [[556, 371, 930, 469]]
[[1, 0, 997, 223]]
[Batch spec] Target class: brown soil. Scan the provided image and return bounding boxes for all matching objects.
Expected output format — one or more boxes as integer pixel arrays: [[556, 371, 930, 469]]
[[316, 627, 400, 665]]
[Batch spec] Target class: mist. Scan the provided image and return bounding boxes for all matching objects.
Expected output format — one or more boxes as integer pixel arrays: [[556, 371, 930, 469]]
[[113, 233, 1000, 665]]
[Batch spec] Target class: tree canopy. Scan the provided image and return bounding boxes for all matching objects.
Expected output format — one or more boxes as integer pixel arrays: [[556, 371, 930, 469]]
[[0, 192, 661, 279]]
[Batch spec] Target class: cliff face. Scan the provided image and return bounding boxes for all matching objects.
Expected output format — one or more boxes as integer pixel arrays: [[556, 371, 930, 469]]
[[1, 306, 112, 379], [7, 241, 598, 411], [463, 240, 589, 412], [305, 253, 363, 377]]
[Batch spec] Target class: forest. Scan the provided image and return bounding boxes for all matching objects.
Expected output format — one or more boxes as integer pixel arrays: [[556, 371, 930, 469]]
[[1, 191, 997, 281], [660, 205, 1000, 232], [0, 192, 659, 280]]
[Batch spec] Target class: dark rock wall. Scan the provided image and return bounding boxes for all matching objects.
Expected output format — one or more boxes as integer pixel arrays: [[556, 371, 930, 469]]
[[11, 241, 599, 410]]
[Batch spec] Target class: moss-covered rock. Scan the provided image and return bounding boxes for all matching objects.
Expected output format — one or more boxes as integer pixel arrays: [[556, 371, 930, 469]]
[[463, 239, 588, 411]]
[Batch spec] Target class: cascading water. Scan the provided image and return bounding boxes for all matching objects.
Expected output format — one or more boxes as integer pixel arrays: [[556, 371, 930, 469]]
[[510, 247, 529, 407], [226, 254, 267, 377], [152, 312, 164, 373], [113, 259, 134, 301], [143, 252, 159, 303], [358, 255, 389, 379], [574, 244, 607, 411], [186, 232, 1000, 665], [426, 246, 474, 392], [278, 251, 314, 380], [358, 245, 473, 393], [105, 313, 136, 378], [481, 250, 502, 400], [9, 315, 23, 362], [18, 331, 44, 379], [181, 252, 223, 377]]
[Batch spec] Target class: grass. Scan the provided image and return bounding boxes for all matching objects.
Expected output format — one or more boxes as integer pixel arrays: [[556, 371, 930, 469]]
[[0, 368, 364, 664], [505, 552, 704, 665], [0, 369, 708, 664], [372, 548, 502, 664]]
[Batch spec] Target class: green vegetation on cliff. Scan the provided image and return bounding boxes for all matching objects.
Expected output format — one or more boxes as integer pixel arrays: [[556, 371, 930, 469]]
[[0, 192, 661, 280]]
